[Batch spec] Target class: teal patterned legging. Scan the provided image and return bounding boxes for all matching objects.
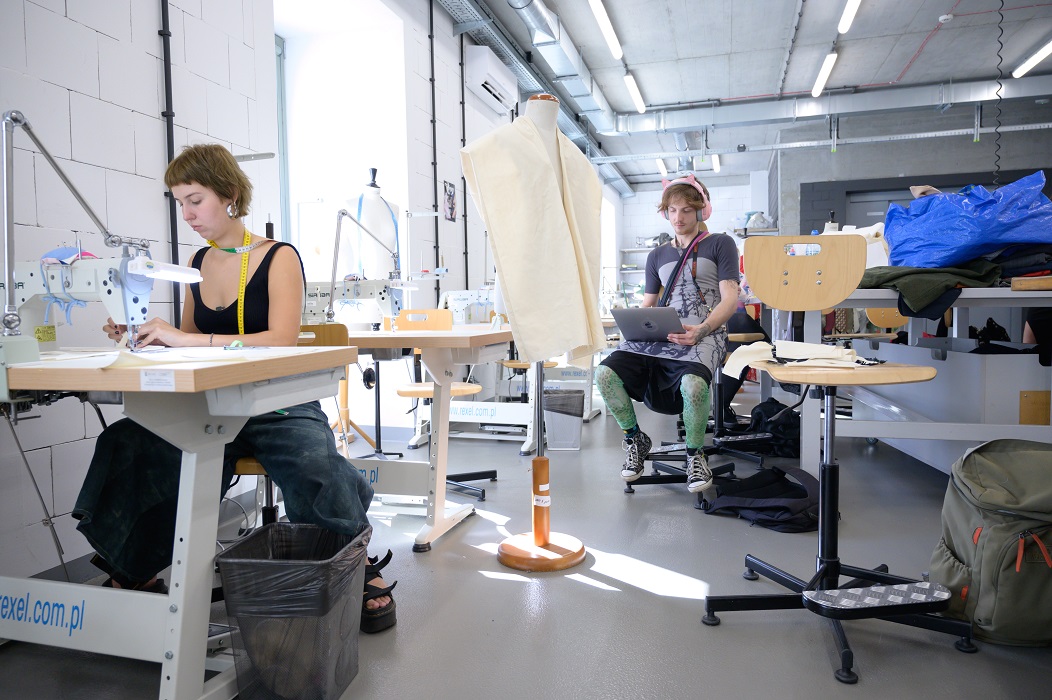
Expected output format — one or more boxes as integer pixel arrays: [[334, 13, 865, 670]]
[[595, 365, 711, 449]]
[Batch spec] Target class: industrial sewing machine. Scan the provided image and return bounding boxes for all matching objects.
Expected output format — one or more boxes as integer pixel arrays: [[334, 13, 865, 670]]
[[302, 277, 405, 327], [1, 110, 193, 404]]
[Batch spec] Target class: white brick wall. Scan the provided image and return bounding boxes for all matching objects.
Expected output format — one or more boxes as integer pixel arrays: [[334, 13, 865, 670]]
[[0, 1, 28, 73], [25, 3, 101, 96], [0, 0, 279, 578]]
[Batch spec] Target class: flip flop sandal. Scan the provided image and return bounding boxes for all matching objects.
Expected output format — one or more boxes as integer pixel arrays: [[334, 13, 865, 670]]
[[360, 550, 397, 634]]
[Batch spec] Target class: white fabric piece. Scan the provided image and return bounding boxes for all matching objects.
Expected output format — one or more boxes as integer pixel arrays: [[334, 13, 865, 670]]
[[461, 116, 604, 367], [816, 223, 889, 268], [723, 341, 773, 378], [724, 340, 869, 378]]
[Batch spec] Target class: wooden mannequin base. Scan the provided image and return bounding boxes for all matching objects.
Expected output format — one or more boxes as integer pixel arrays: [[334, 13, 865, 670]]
[[497, 532, 586, 572]]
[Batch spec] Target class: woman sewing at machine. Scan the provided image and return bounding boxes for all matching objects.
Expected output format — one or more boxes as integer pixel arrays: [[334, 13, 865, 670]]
[[74, 144, 396, 634]]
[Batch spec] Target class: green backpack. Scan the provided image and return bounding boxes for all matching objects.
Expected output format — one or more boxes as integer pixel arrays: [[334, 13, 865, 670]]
[[929, 439, 1052, 646]]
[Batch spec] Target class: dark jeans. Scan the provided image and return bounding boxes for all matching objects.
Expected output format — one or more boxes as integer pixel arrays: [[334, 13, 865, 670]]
[[74, 401, 374, 582]]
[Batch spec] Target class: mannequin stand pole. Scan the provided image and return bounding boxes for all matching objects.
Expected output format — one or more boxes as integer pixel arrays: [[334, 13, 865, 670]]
[[498, 359, 585, 572]]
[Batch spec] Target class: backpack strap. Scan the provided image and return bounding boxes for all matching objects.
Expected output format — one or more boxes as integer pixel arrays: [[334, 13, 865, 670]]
[[658, 232, 703, 308]]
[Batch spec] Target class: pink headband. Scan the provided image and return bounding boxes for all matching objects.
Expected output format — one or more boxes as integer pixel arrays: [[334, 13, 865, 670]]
[[661, 173, 712, 221], [661, 173, 708, 202]]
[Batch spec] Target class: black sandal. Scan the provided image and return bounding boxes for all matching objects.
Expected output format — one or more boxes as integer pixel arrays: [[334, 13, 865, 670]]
[[102, 577, 169, 594], [360, 550, 397, 634]]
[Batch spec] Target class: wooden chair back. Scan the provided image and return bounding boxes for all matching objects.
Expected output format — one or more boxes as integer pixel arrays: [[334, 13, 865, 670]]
[[298, 323, 350, 346], [392, 309, 453, 331], [744, 235, 866, 312], [866, 307, 908, 330]]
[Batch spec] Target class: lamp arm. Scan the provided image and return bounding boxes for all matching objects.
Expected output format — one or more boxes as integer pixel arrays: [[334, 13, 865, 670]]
[[329, 209, 400, 321], [4, 112, 148, 253], [4, 110, 153, 336]]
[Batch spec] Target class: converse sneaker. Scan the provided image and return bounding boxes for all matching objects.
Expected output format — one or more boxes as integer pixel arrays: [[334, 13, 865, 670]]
[[686, 451, 714, 493], [620, 430, 653, 482]]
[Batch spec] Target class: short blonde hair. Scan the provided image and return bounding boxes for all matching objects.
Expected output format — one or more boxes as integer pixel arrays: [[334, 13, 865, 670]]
[[164, 144, 252, 218]]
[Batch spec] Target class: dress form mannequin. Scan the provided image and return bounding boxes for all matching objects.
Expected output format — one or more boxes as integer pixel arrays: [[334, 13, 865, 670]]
[[461, 91, 603, 365], [524, 94, 562, 196], [339, 169, 401, 282], [490, 93, 562, 322], [483, 92, 585, 572]]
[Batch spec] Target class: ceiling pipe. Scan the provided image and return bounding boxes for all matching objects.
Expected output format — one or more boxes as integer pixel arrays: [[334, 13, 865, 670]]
[[672, 131, 691, 173], [508, 0, 617, 133], [613, 74, 1052, 136], [438, 0, 635, 197], [587, 121, 1052, 165], [506, 0, 557, 43]]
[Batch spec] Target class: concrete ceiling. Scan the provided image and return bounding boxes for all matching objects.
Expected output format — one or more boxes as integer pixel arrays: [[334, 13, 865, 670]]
[[477, 0, 1052, 186]]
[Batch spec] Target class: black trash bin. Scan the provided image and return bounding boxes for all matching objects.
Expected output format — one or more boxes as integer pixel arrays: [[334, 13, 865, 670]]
[[216, 523, 370, 700], [543, 389, 586, 450]]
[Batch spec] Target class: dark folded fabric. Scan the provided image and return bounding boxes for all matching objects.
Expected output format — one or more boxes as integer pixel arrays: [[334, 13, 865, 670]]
[[897, 287, 961, 319], [860, 259, 1001, 312]]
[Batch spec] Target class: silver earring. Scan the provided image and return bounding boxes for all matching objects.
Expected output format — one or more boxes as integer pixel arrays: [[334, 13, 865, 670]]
[[226, 203, 236, 218]]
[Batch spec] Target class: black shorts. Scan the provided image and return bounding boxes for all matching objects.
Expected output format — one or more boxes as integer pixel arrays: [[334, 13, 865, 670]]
[[600, 350, 711, 415]]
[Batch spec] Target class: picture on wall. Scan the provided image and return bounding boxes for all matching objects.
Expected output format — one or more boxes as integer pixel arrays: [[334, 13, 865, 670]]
[[443, 181, 457, 222]]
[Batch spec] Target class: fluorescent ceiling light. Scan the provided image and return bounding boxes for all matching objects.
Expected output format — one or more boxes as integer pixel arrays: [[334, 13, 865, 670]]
[[128, 256, 203, 283], [655, 158, 668, 176], [811, 52, 838, 98], [588, 0, 623, 60], [624, 72, 646, 113], [1012, 37, 1052, 78], [711, 154, 721, 173], [838, 0, 862, 34]]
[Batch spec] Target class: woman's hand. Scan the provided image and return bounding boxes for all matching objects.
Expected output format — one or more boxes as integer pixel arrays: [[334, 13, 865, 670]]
[[667, 322, 711, 346], [103, 317, 128, 345], [130, 317, 184, 348]]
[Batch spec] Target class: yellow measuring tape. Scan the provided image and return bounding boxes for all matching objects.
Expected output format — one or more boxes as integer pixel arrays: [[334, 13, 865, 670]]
[[207, 229, 253, 336]]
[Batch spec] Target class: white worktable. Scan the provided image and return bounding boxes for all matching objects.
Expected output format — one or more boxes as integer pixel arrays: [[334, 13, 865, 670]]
[[344, 324, 513, 551], [797, 287, 1052, 469], [0, 344, 357, 700]]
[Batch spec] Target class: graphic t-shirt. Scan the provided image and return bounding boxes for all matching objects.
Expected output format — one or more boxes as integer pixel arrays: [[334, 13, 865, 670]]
[[617, 232, 740, 375]]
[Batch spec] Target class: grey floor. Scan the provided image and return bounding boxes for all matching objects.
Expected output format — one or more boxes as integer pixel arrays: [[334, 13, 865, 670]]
[[2, 384, 1050, 699]]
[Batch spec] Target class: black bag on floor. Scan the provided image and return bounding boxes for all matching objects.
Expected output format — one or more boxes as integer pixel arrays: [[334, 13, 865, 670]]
[[744, 397, 801, 458], [701, 466, 819, 533]]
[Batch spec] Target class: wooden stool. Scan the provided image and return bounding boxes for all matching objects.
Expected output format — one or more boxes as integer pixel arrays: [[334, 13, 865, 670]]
[[396, 380, 496, 501], [500, 359, 557, 403], [396, 381, 483, 399], [234, 457, 276, 526], [866, 306, 908, 330], [298, 322, 375, 453]]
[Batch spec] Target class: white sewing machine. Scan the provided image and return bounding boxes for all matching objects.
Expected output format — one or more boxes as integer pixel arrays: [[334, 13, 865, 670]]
[[0, 253, 195, 403], [301, 278, 406, 326], [1, 109, 193, 403]]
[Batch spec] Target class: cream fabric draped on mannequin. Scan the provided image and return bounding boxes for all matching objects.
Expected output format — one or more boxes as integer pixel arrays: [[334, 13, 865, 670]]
[[461, 111, 604, 367]]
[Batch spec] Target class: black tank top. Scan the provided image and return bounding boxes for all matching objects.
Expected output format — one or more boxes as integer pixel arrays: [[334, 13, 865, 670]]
[[189, 242, 299, 335]]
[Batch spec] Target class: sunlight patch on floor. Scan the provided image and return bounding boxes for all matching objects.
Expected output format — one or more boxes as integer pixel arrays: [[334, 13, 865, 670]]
[[588, 547, 709, 600]]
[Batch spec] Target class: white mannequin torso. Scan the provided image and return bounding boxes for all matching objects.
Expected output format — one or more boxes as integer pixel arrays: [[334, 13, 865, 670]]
[[524, 96, 561, 195], [340, 187, 400, 280]]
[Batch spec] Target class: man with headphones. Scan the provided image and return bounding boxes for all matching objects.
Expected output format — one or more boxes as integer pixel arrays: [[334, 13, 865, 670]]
[[596, 173, 741, 493]]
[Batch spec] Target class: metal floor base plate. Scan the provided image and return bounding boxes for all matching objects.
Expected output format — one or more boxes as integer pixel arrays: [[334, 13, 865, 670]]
[[803, 581, 951, 619]]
